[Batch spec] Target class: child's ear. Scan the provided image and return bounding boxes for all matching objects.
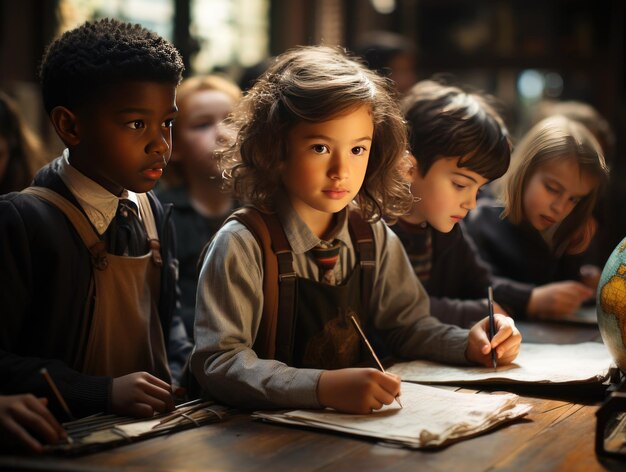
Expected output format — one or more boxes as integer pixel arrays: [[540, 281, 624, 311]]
[[402, 153, 419, 181], [50, 106, 80, 146]]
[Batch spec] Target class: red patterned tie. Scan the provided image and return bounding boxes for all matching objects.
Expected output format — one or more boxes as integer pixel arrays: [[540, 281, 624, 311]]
[[310, 240, 341, 285]]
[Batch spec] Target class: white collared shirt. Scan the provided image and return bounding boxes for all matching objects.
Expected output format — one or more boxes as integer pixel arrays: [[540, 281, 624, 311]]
[[57, 149, 141, 235]]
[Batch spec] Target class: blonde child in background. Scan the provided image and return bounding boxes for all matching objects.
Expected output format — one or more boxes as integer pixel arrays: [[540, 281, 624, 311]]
[[157, 75, 241, 338], [465, 115, 609, 320], [190, 45, 521, 414]]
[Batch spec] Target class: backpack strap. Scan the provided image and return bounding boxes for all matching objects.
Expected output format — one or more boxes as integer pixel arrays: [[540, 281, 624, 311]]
[[226, 207, 296, 363], [348, 210, 375, 316]]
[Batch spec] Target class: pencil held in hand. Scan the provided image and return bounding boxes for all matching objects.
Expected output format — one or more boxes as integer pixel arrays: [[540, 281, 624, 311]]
[[41, 367, 75, 422], [488, 287, 497, 370], [349, 315, 403, 409]]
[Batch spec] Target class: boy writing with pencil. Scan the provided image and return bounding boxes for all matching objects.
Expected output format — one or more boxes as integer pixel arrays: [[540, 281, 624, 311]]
[[0, 18, 189, 427], [394, 80, 516, 327]]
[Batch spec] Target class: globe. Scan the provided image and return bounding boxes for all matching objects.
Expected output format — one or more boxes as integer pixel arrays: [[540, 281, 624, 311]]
[[597, 236, 626, 373]]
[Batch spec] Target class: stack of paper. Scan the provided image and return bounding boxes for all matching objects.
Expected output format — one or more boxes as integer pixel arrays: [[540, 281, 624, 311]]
[[45, 400, 231, 455], [254, 382, 530, 448], [389, 342, 615, 385]]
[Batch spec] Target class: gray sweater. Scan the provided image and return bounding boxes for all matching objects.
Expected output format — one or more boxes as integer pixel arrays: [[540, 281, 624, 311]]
[[190, 201, 470, 410]]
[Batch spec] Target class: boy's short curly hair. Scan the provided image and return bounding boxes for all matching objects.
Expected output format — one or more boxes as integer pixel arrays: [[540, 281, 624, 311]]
[[39, 18, 184, 115], [220, 45, 411, 222], [401, 80, 511, 181]]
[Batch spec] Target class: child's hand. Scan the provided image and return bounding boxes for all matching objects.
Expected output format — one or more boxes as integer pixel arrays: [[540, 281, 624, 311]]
[[317, 368, 401, 414], [466, 314, 521, 366], [111, 372, 176, 417], [527, 281, 594, 319], [0, 394, 67, 453], [580, 264, 601, 291]]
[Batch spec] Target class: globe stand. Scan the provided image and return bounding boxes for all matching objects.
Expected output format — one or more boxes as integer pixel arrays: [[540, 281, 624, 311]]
[[596, 371, 626, 458]]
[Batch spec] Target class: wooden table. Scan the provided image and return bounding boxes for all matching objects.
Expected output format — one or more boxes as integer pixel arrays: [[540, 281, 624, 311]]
[[1, 321, 625, 472]]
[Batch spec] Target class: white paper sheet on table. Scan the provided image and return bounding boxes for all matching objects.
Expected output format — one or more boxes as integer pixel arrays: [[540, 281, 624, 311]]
[[389, 342, 614, 385], [254, 382, 531, 448]]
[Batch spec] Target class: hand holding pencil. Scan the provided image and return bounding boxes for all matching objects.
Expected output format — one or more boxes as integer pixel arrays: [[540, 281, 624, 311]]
[[465, 295, 522, 367], [315, 315, 402, 415]]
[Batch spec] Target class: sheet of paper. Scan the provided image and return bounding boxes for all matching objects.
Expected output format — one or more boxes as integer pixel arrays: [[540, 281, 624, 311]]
[[44, 401, 229, 454], [389, 342, 614, 384], [254, 382, 531, 448]]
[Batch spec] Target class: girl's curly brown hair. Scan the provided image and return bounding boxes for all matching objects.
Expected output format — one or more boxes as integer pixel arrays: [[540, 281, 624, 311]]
[[219, 45, 411, 222]]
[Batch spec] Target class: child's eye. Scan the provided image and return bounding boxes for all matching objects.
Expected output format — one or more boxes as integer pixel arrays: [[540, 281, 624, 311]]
[[545, 184, 558, 194], [127, 120, 145, 130], [452, 182, 466, 190], [570, 196, 582, 204], [163, 118, 175, 129], [312, 144, 329, 154], [351, 146, 367, 156]]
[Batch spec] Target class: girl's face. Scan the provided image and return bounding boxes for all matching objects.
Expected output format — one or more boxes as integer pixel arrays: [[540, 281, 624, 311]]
[[523, 157, 596, 232], [171, 89, 235, 178], [406, 155, 488, 233], [282, 105, 373, 237]]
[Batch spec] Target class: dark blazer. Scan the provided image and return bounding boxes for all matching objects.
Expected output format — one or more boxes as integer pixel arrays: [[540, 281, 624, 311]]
[[0, 157, 190, 418], [463, 203, 584, 317]]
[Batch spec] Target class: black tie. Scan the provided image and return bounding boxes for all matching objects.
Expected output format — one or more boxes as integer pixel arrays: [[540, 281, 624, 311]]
[[106, 199, 148, 256]]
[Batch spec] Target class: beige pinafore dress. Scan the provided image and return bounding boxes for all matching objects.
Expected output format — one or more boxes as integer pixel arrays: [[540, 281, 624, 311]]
[[23, 187, 171, 382]]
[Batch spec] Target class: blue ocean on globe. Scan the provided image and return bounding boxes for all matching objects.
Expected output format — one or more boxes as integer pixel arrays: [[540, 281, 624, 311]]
[[597, 236, 626, 372]]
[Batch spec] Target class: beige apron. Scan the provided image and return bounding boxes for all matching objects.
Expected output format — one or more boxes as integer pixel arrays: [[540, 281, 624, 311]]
[[23, 187, 171, 382]]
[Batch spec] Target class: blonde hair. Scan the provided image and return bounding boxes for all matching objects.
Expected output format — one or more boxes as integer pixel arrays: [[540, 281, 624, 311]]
[[164, 74, 242, 186], [175, 74, 242, 109], [219, 45, 411, 222], [531, 100, 615, 161], [501, 115, 609, 250]]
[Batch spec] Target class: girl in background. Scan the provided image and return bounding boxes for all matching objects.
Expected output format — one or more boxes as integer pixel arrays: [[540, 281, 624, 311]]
[[465, 115, 609, 320], [157, 75, 241, 338]]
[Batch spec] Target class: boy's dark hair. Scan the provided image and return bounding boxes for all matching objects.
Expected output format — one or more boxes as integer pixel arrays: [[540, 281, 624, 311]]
[[220, 45, 411, 222], [354, 30, 415, 76], [39, 18, 184, 115], [401, 80, 511, 181]]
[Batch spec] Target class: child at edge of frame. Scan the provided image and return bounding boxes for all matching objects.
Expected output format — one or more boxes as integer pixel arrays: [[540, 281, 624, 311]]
[[0, 18, 192, 442]]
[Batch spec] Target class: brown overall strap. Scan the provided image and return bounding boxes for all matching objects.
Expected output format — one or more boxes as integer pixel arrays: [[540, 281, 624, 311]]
[[226, 207, 296, 362], [348, 210, 375, 316], [21, 186, 109, 270], [229, 207, 375, 364]]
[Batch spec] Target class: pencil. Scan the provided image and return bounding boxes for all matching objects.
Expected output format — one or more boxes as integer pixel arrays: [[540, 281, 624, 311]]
[[40, 367, 75, 421], [487, 286, 497, 370], [349, 315, 403, 409]]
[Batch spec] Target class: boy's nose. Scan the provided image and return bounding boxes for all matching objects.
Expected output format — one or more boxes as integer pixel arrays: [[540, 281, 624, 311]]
[[461, 191, 478, 210], [147, 129, 170, 156]]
